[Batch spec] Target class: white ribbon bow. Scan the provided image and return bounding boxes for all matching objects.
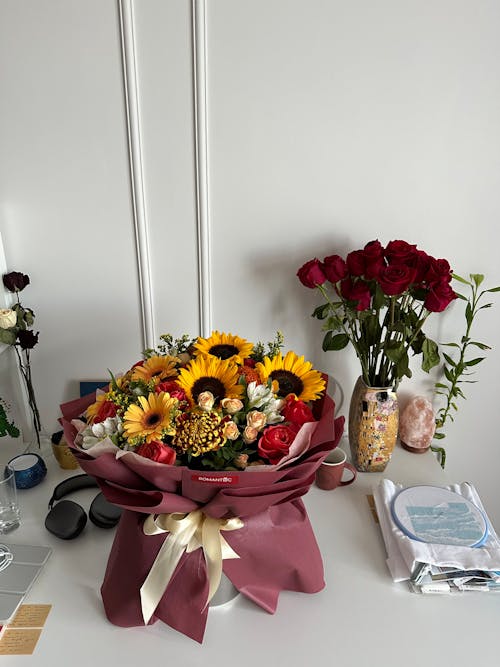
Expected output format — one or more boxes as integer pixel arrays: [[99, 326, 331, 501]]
[[140, 510, 243, 624]]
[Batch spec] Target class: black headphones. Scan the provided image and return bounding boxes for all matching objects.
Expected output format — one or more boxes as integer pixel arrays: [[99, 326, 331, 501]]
[[45, 473, 122, 540]]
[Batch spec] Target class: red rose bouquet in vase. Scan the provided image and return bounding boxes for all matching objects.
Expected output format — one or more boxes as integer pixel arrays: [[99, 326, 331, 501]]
[[60, 332, 343, 642], [297, 240, 457, 472]]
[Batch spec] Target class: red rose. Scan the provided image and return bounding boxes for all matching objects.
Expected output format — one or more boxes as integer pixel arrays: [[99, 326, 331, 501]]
[[384, 240, 418, 265], [323, 254, 348, 283], [378, 265, 416, 296], [413, 250, 432, 283], [425, 257, 452, 285], [136, 440, 176, 465], [364, 256, 385, 281], [155, 380, 187, 402], [94, 400, 117, 424], [424, 282, 457, 312], [2, 271, 30, 293], [282, 395, 316, 427], [340, 278, 372, 311], [346, 250, 365, 277], [363, 239, 384, 260], [297, 259, 327, 288], [257, 425, 299, 465]]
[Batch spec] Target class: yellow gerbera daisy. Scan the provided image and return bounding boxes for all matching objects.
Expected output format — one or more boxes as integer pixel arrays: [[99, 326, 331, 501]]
[[123, 392, 177, 443], [176, 355, 244, 405], [256, 351, 325, 402], [194, 331, 254, 364], [86, 391, 110, 423], [131, 355, 178, 385]]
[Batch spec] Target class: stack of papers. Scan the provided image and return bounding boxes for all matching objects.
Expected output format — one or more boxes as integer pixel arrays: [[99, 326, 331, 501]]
[[373, 479, 500, 594]]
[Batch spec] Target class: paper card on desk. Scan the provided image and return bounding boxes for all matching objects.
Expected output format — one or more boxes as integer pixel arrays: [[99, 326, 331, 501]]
[[9, 604, 51, 628], [0, 628, 42, 655]]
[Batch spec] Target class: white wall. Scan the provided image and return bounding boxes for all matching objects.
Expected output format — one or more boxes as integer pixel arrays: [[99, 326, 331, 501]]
[[1, 1, 499, 522]]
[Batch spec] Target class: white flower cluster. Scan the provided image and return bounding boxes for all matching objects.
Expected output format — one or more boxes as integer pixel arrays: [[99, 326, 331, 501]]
[[80, 417, 123, 449]]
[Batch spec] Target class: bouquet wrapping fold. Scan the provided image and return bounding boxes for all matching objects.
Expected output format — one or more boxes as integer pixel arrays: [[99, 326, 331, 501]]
[[59, 391, 344, 643]]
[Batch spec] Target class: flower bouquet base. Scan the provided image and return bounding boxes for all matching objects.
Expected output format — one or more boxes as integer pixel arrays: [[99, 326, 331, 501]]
[[100, 498, 325, 642]]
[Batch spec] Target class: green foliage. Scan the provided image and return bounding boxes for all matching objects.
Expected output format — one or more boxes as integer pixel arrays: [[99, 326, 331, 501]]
[[144, 333, 197, 359], [433, 273, 500, 466], [314, 284, 440, 389], [0, 400, 20, 439]]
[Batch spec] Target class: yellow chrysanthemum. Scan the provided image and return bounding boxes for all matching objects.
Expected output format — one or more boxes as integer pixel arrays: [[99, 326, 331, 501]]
[[194, 331, 254, 364], [256, 351, 325, 402], [176, 355, 244, 405], [131, 355, 178, 385], [123, 392, 177, 443]]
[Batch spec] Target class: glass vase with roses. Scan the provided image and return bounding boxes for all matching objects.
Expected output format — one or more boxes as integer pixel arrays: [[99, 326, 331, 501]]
[[297, 239, 457, 390]]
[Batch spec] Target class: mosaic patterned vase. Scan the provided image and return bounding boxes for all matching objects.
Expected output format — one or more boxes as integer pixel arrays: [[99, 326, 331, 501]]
[[348, 376, 399, 472]]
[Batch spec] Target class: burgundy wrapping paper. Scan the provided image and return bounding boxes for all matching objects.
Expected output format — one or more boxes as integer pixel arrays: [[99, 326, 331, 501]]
[[60, 392, 344, 642]]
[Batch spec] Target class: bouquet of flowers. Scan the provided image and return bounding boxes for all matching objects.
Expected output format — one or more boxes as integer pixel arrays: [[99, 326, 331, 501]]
[[297, 239, 457, 389], [60, 331, 344, 642]]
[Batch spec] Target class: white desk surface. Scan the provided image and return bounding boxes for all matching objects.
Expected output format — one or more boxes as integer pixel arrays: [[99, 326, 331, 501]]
[[1, 439, 497, 666]]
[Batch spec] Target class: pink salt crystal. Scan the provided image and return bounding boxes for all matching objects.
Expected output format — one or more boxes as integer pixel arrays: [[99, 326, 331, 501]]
[[399, 396, 436, 453]]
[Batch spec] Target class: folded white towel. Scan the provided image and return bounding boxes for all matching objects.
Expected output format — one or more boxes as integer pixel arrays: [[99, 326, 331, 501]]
[[373, 479, 500, 582]]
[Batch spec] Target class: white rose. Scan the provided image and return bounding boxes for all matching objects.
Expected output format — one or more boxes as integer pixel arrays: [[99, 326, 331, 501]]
[[0, 308, 16, 329], [223, 421, 240, 440], [246, 410, 267, 431], [198, 391, 215, 411], [221, 398, 244, 414], [243, 426, 258, 444]]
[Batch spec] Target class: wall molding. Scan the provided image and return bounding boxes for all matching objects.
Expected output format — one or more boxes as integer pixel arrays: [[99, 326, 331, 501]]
[[192, 0, 212, 337], [118, 0, 156, 350]]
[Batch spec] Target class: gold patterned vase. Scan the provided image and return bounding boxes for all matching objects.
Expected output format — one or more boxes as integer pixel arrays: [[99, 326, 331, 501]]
[[348, 376, 399, 472]]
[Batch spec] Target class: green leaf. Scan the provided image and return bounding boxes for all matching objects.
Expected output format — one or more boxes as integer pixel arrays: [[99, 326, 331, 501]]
[[372, 283, 386, 310], [312, 304, 330, 320], [362, 315, 382, 347], [464, 357, 485, 367], [469, 341, 491, 350], [465, 303, 473, 327], [384, 341, 405, 363], [444, 366, 454, 383], [421, 338, 440, 372], [322, 332, 349, 352], [486, 286, 500, 293], [471, 274, 484, 287], [452, 273, 471, 285], [435, 382, 448, 389], [0, 329, 17, 345], [443, 352, 456, 366], [433, 432, 446, 440]]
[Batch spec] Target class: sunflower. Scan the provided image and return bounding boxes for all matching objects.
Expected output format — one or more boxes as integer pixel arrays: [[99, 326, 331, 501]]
[[194, 331, 254, 364], [176, 355, 244, 405], [131, 355, 178, 385], [256, 351, 325, 402], [123, 392, 177, 443]]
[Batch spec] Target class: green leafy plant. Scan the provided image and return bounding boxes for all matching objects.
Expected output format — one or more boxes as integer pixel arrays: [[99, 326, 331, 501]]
[[432, 273, 500, 467]]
